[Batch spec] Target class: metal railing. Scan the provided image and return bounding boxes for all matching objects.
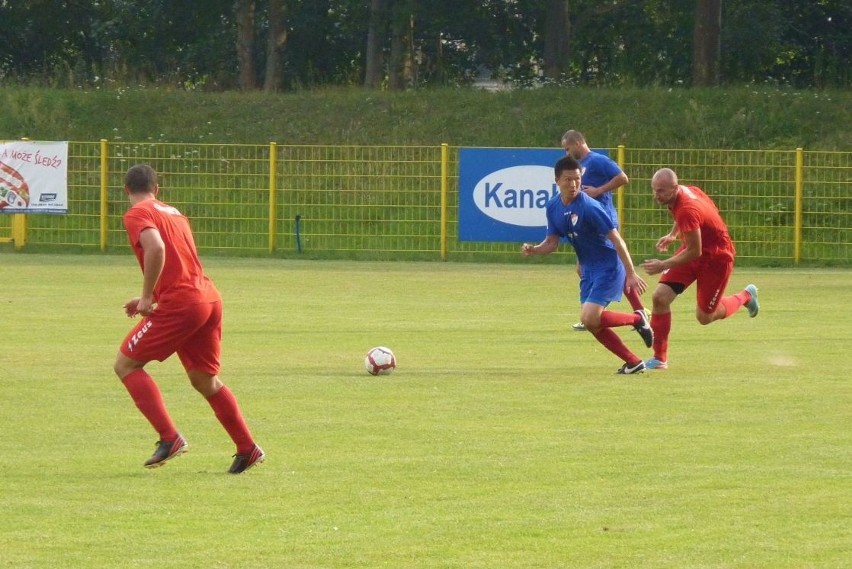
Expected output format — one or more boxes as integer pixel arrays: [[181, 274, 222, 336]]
[[1, 141, 849, 265]]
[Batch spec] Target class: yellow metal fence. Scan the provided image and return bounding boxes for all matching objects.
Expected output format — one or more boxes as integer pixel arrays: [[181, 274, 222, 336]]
[[1, 141, 849, 265]]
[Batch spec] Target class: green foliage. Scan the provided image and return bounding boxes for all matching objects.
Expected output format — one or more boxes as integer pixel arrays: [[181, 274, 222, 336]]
[[0, 255, 849, 567], [0, 0, 848, 88], [0, 85, 849, 150]]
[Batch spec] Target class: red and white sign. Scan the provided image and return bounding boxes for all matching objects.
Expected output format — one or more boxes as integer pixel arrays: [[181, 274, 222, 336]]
[[0, 141, 68, 214]]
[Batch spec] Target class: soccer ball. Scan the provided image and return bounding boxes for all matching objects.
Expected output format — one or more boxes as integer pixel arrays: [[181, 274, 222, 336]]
[[365, 346, 396, 376]]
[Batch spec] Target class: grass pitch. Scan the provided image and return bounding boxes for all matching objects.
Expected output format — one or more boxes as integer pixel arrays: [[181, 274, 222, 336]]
[[0, 254, 848, 568]]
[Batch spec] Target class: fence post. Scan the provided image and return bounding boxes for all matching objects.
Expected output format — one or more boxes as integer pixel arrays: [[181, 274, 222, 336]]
[[268, 142, 278, 254], [440, 143, 449, 261], [12, 137, 29, 250], [11, 213, 27, 249], [100, 139, 109, 251], [794, 147, 803, 264], [616, 144, 626, 231]]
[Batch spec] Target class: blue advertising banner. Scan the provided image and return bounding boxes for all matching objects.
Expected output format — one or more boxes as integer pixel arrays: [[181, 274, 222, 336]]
[[458, 147, 565, 242]]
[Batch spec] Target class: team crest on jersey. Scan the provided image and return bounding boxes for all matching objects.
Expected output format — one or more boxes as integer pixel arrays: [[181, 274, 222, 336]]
[[570, 213, 579, 226]]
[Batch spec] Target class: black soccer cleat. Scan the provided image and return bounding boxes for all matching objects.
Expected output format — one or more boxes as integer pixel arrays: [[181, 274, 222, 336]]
[[228, 445, 265, 474], [144, 434, 189, 468], [616, 360, 646, 375], [633, 309, 653, 348]]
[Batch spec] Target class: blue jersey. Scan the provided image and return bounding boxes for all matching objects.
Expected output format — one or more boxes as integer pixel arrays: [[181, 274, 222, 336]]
[[545, 191, 619, 271], [579, 151, 623, 226]]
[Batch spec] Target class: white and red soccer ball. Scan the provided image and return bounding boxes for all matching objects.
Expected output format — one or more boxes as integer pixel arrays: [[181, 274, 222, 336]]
[[364, 346, 396, 376]]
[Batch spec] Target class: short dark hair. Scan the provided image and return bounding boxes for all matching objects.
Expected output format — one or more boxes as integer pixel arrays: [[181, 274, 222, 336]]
[[124, 164, 158, 194], [555, 155, 581, 178]]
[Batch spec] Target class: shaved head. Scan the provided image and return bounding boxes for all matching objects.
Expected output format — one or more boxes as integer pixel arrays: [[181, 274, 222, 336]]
[[651, 168, 680, 205], [651, 168, 678, 188]]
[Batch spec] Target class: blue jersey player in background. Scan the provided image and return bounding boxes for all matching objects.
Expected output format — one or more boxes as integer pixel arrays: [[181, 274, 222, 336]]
[[561, 129, 648, 331], [522, 155, 653, 375]]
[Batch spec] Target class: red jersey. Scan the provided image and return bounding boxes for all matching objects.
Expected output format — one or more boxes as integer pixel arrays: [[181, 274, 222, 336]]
[[669, 185, 736, 261], [123, 199, 220, 305]]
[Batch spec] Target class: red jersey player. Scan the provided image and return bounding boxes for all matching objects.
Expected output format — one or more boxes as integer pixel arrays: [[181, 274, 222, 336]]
[[114, 164, 264, 473], [640, 168, 759, 370]]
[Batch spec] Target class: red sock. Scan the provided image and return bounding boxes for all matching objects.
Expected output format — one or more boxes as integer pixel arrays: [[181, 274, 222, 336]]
[[207, 386, 255, 454], [719, 290, 749, 319], [599, 310, 637, 328], [121, 369, 178, 441], [590, 328, 641, 365], [650, 312, 672, 362], [624, 285, 645, 312]]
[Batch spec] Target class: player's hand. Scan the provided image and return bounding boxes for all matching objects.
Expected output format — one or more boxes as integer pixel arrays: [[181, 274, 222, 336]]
[[125, 297, 155, 317], [135, 297, 156, 316], [642, 259, 666, 275], [521, 243, 535, 256], [123, 298, 141, 317], [625, 273, 647, 295], [656, 234, 676, 252]]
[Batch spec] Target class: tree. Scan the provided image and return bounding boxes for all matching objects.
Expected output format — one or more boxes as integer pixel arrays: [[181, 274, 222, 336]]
[[543, 0, 571, 81], [235, 0, 257, 90], [693, 0, 722, 86], [263, 0, 286, 92], [364, 0, 385, 88]]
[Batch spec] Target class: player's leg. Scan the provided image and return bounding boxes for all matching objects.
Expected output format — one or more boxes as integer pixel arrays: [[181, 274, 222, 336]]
[[697, 258, 759, 322], [623, 281, 647, 313], [572, 263, 586, 331], [115, 316, 187, 467], [647, 260, 697, 369], [581, 271, 645, 373], [180, 301, 264, 474], [695, 257, 750, 324], [647, 281, 683, 369]]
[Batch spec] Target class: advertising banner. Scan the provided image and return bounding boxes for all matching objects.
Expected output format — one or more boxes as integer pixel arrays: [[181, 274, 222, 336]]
[[458, 147, 565, 242], [0, 141, 69, 214]]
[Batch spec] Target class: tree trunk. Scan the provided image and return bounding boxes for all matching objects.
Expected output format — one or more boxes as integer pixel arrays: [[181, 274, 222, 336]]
[[692, 0, 721, 86], [543, 0, 571, 80], [235, 0, 257, 90], [387, 14, 406, 90], [263, 0, 286, 92], [364, 0, 385, 88]]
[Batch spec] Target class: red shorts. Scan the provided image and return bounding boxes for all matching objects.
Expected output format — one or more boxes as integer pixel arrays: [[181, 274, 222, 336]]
[[659, 254, 733, 314], [120, 300, 222, 375]]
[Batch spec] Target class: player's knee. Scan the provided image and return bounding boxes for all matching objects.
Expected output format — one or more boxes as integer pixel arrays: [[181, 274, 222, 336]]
[[652, 291, 673, 310], [695, 311, 714, 325], [114, 354, 140, 379], [188, 371, 221, 397]]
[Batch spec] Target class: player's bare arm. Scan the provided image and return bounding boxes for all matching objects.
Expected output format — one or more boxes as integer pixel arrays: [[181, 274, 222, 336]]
[[582, 171, 629, 199], [521, 234, 560, 256], [643, 228, 702, 275], [136, 227, 165, 316], [655, 222, 680, 252], [607, 228, 647, 295]]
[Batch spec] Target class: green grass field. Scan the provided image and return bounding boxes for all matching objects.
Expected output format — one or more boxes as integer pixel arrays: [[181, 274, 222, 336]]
[[1, 254, 848, 568]]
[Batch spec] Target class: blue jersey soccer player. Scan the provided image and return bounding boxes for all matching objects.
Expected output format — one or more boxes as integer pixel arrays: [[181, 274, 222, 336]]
[[561, 129, 647, 331], [522, 155, 653, 374]]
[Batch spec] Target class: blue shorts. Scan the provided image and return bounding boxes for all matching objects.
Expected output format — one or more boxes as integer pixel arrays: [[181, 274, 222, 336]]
[[579, 264, 625, 307]]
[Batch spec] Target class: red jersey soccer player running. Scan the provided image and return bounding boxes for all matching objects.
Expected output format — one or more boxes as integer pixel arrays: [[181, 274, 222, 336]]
[[640, 168, 760, 370], [114, 164, 264, 473]]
